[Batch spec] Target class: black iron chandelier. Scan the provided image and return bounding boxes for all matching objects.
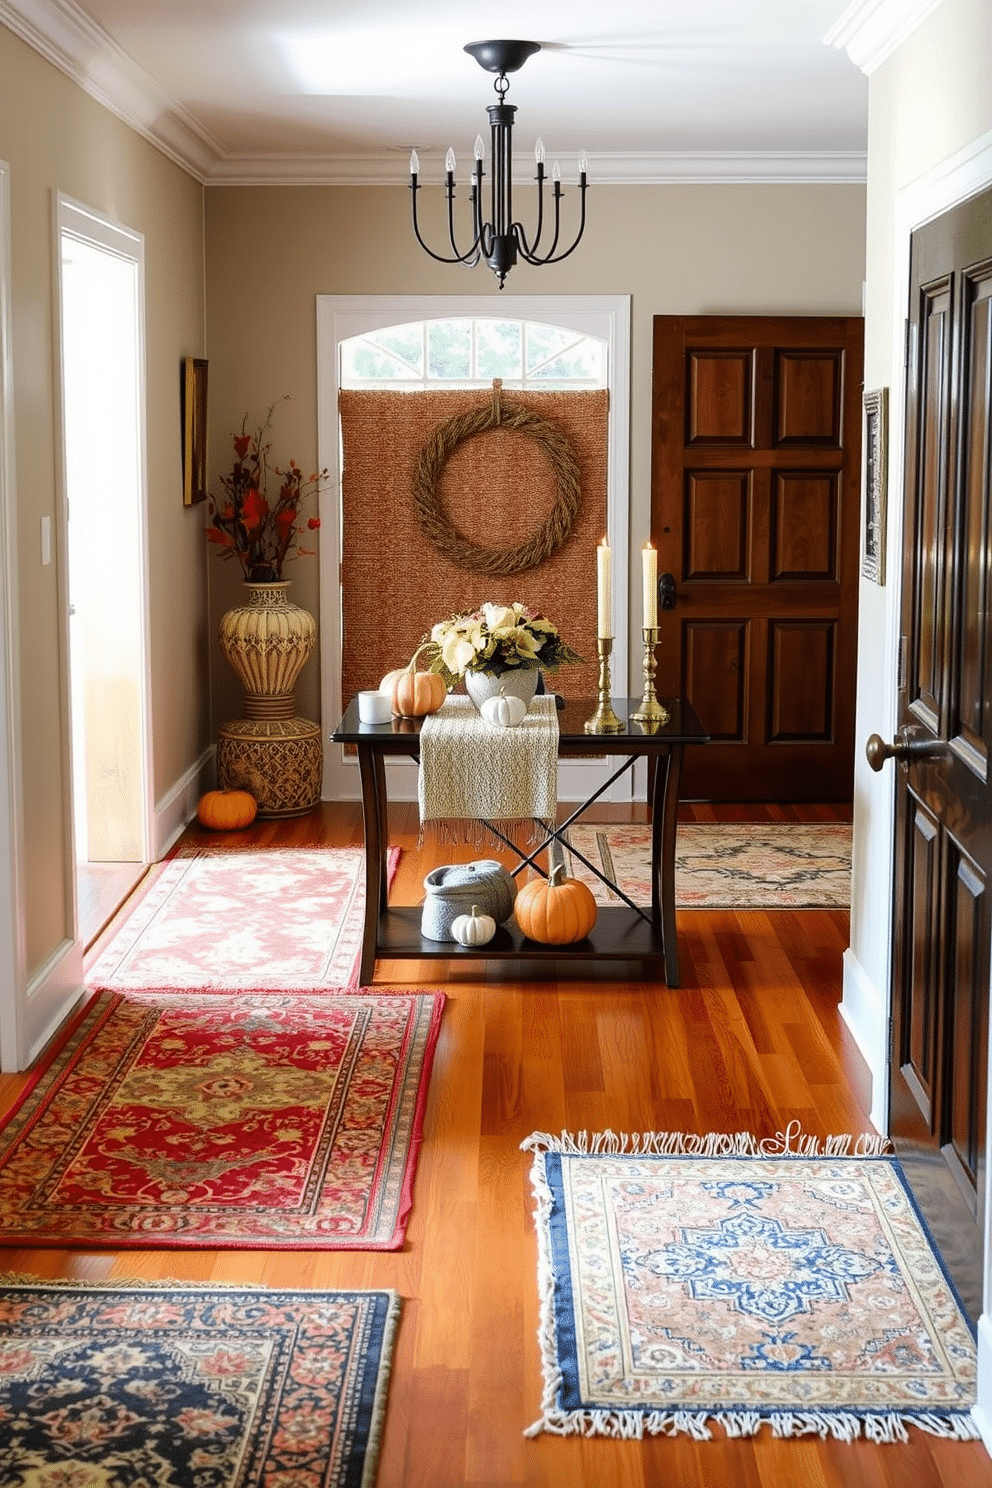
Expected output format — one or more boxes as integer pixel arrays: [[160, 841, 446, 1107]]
[[409, 39, 588, 290]]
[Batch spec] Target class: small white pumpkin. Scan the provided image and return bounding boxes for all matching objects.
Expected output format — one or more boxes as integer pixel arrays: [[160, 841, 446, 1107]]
[[480, 688, 528, 729], [451, 903, 496, 947]]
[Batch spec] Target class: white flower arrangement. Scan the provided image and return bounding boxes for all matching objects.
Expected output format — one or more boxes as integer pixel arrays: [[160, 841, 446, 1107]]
[[423, 602, 583, 688]]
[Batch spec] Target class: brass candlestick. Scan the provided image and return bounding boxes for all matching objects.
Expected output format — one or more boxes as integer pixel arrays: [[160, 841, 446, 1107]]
[[584, 637, 624, 733], [632, 625, 669, 725]]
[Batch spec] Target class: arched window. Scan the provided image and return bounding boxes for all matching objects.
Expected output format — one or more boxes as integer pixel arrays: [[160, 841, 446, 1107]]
[[340, 318, 606, 390]]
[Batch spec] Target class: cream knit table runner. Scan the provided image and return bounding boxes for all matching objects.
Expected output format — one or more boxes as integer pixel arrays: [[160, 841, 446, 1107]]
[[418, 695, 559, 840]]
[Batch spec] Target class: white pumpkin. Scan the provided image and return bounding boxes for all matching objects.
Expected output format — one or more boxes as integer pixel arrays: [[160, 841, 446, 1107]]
[[480, 689, 528, 729], [451, 904, 496, 947]]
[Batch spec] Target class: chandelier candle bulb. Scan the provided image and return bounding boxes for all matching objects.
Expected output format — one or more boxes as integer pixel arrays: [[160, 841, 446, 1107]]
[[597, 537, 611, 639], [643, 542, 658, 628]]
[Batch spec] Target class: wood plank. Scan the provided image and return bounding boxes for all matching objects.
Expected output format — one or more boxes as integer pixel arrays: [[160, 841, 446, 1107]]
[[0, 799, 983, 1487]]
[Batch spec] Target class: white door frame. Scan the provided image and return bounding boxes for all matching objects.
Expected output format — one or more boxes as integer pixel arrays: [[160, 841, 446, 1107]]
[[0, 161, 26, 1071], [56, 195, 153, 876], [39, 196, 153, 1061], [316, 293, 632, 805]]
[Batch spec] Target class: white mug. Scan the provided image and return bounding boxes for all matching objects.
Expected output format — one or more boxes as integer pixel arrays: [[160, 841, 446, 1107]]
[[358, 690, 393, 725]]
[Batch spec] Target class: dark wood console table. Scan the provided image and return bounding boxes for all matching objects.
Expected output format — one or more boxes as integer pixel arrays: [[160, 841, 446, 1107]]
[[331, 696, 708, 987]]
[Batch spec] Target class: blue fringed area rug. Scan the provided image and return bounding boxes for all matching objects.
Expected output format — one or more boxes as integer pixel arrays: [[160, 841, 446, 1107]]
[[522, 1127, 979, 1443], [0, 1276, 399, 1484]]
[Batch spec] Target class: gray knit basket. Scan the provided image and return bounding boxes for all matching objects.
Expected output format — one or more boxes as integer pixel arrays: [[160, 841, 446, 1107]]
[[421, 859, 518, 942]]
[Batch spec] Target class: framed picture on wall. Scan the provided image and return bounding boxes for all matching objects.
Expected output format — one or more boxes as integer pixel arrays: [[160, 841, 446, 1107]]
[[862, 386, 888, 584], [182, 357, 208, 506]]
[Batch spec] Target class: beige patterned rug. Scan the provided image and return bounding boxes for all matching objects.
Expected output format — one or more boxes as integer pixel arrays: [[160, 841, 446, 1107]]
[[523, 1128, 978, 1441], [564, 822, 852, 909]]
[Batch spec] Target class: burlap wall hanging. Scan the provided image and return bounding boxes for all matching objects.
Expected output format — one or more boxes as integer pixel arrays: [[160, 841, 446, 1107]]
[[339, 385, 609, 710]]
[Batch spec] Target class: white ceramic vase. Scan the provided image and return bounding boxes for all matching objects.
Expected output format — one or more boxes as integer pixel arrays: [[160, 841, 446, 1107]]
[[464, 667, 540, 712]]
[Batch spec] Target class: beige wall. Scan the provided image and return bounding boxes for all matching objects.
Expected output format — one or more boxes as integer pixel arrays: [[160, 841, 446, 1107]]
[[205, 180, 867, 725], [0, 25, 208, 978]]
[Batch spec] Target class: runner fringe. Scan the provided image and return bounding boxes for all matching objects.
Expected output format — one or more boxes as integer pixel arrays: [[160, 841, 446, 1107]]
[[525, 1406, 981, 1442], [417, 817, 548, 851], [520, 1119, 891, 1160]]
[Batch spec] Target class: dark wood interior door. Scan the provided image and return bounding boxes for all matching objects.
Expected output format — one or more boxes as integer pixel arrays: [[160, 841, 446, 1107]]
[[879, 187, 992, 1324], [651, 316, 863, 801]]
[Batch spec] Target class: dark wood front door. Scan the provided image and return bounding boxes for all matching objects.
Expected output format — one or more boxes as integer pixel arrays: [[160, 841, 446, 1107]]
[[651, 315, 864, 801], [880, 187, 992, 1323]]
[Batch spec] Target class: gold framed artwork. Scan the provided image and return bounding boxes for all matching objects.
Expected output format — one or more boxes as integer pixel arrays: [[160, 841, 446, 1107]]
[[182, 357, 208, 506], [862, 386, 888, 585]]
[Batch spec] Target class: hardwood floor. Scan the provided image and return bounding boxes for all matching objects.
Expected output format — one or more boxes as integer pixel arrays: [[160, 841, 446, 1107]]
[[3, 800, 990, 1486]]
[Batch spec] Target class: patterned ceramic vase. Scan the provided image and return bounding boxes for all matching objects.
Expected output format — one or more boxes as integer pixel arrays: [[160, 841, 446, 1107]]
[[464, 666, 539, 712], [219, 581, 316, 717], [216, 581, 322, 817]]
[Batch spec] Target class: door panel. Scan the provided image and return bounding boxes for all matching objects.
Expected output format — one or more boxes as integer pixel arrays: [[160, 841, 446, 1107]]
[[887, 187, 992, 1322], [652, 316, 863, 801]]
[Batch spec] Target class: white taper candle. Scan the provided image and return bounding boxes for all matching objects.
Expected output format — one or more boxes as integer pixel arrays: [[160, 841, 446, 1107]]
[[597, 537, 611, 638], [642, 542, 657, 627]]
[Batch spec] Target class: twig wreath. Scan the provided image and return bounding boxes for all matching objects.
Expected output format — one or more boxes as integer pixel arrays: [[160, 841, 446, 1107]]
[[412, 379, 581, 576]]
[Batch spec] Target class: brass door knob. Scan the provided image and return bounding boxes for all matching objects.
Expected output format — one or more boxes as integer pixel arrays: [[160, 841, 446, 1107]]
[[865, 730, 945, 772]]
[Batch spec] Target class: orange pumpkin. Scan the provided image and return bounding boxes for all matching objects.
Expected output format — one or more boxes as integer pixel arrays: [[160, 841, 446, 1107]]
[[387, 645, 447, 719], [514, 862, 597, 944], [197, 788, 257, 831]]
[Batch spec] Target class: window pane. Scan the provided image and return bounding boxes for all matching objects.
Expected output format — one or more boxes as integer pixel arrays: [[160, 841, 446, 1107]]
[[526, 324, 603, 381], [476, 320, 523, 380], [529, 343, 604, 380], [428, 320, 472, 379], [341, 330, 422, 381]]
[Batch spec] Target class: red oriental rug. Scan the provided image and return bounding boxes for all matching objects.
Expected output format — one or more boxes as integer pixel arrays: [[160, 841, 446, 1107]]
[[0, 988, 443, 1249], [86, 844, 400, 993]]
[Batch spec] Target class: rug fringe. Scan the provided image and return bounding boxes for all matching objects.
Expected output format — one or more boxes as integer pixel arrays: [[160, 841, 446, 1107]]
[[521, 1119, 890, 1159], [524, 1405, 981, 1442]]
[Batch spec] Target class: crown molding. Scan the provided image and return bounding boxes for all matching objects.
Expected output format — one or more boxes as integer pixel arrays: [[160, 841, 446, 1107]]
[[824, 0, 946, 75], [1, 0, 868, 188], [208, 150, 867, 188], [0, 0, 221, 179]]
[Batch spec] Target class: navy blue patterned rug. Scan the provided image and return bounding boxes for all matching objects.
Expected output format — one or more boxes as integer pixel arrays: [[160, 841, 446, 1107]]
[[0, 1276, 398, 1484]]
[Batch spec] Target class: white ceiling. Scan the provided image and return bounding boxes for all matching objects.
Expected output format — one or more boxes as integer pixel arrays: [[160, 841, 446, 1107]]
[[2, 0, 939, 184]]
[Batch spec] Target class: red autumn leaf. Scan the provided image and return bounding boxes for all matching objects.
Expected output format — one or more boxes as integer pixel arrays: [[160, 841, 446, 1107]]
[[275, 507, 295, 540], [205, 527, 234, 547], [240, 488, 268, 532], [233, 434, 251, 459], [307, 517, 321, 530]]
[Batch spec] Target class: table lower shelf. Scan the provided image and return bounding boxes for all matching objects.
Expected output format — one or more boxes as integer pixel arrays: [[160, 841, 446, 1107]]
[[372, 905, 667, 964]]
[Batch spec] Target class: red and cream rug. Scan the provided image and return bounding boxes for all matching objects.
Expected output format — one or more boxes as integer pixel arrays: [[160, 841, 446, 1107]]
[[86, 844, 399, 992], [0, 988, 442, 1248]]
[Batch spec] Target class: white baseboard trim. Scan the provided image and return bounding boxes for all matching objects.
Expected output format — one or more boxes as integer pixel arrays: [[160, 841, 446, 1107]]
[[22, 936, 84, 1068], [840, 947, 887, 1130], [973, 1315, 992, 1453], [154, 746, 214, 859]]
